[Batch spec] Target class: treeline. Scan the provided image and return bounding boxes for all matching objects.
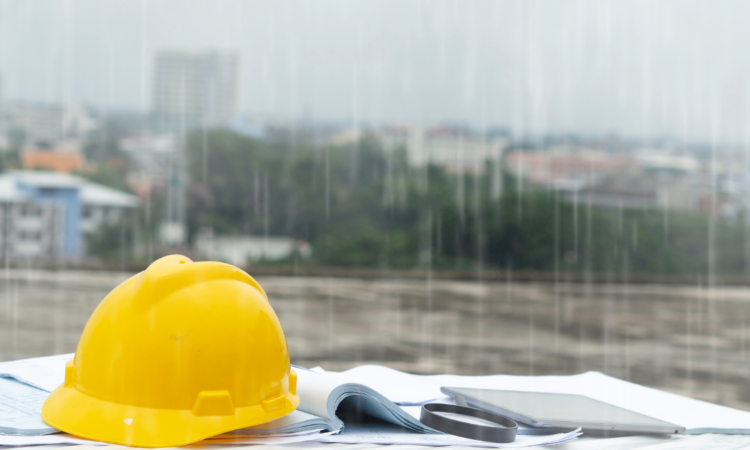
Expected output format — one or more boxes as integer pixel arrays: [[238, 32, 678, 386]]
[[177, 129, 749, 276]]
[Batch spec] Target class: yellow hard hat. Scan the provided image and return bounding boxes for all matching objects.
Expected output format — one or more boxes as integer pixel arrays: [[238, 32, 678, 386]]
[[42, 255, 299, 448]]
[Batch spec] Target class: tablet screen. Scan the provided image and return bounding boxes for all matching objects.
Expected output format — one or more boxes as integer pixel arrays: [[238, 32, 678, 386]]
[[444, 387, 683, 430]]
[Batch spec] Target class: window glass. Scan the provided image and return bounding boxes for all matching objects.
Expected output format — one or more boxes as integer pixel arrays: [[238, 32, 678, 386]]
[[0, 0, 747, 417]]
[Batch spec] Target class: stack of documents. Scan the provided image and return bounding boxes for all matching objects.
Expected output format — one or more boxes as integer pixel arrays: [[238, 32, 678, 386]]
[[7, 354, 750, 448], [217, 364, 583, 447], [321, 364, 750, 435], [0, 354, 582, 448], [3, 354, 750, 447], [16, 353, 750, 446], [8, 352, 750, 446]]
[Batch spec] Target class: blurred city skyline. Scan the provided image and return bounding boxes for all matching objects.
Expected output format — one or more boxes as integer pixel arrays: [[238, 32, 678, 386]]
[[1, 0, 750, 144]]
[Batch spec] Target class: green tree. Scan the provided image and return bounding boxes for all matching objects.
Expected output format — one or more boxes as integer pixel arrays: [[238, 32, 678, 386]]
[[182, 128, 750, 276], [85, 218, 134, 262]]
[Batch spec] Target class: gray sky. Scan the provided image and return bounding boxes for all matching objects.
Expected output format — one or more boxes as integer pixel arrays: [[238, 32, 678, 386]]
[[0, 0, 749, 143]]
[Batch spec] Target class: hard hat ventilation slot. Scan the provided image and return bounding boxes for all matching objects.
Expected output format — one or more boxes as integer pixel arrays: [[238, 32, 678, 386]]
[[261, 394, 287, 412], [192, 390, 235, 416]]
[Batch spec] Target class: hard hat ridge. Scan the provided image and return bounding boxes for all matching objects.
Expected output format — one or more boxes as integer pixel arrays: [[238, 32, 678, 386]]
[[134, 255, 268, 305]]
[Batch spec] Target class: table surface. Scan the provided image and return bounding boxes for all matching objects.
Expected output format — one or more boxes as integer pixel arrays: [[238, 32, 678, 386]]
[[9, 434, 750, 450]]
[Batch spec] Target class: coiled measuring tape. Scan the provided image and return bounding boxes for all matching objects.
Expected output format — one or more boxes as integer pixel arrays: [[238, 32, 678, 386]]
[[420, 403, 519, 443]]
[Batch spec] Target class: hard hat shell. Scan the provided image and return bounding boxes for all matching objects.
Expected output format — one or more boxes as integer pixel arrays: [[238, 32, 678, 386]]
[[42, 255, 299, 448]]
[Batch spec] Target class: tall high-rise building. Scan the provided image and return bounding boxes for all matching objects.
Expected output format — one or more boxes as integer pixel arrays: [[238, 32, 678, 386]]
[[152, 50, 239, 130]]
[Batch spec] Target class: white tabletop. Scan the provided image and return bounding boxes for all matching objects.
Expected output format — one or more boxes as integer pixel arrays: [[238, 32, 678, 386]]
[[9, 434, 750, 450]]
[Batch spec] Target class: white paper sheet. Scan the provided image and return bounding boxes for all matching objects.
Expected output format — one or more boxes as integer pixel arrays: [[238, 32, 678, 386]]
[[0, 431, 337, 447], [331, 365, 442, 405], [294, 367, 341, 422], [210, 429, 323, 439], [550, 434, 673, 449], [561, 434, 750, 450], [629, 434, 750, 449], [203, 430, 337, 445], [0, 433, 104, 446], [222, 410, 330, 435], [0, 354, 72, 393], [315, 424, 581, 448]]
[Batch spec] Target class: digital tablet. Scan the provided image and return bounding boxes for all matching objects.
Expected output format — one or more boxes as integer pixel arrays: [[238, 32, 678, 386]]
[[442, 387, 686, 435]]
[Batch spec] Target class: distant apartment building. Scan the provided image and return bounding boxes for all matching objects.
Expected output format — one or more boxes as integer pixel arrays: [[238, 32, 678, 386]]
[[569, 171, 741, 218], [504, 150, 639, 191], [506, 149, 685, 211], [3, 103, 97, 145], [120, 133, 186, 245], [0, 73, 4, 145], [22, 149, 85, 173], [119, 134, 175, 173], [0, 171, 138, 259], [510, 148, 737, 217], [370, 126, 508, 173], [9, 104, 63, 144], [153, 50, 239, 129], [195, 228, 311, 267], [572, 173, 661, 209], [119, 134, 176, 200], [635, 150, 701, 173]]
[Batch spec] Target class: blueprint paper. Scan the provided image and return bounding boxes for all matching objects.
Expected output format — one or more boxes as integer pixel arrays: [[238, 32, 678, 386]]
[[0, 356, 566, 438], [0, 377, 57, 435], [9, 355, 750, 437], [315, 424, 581, 448]]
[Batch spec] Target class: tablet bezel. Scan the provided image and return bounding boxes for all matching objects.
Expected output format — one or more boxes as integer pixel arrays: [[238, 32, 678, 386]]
[[441, 387, 686, 435]]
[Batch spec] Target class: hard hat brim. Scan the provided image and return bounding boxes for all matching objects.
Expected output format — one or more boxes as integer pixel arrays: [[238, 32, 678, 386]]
[[42, 383, 300, 448]]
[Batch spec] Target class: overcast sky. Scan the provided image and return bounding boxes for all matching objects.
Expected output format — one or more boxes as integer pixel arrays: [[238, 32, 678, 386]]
[[0, 0, 749, 144]]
